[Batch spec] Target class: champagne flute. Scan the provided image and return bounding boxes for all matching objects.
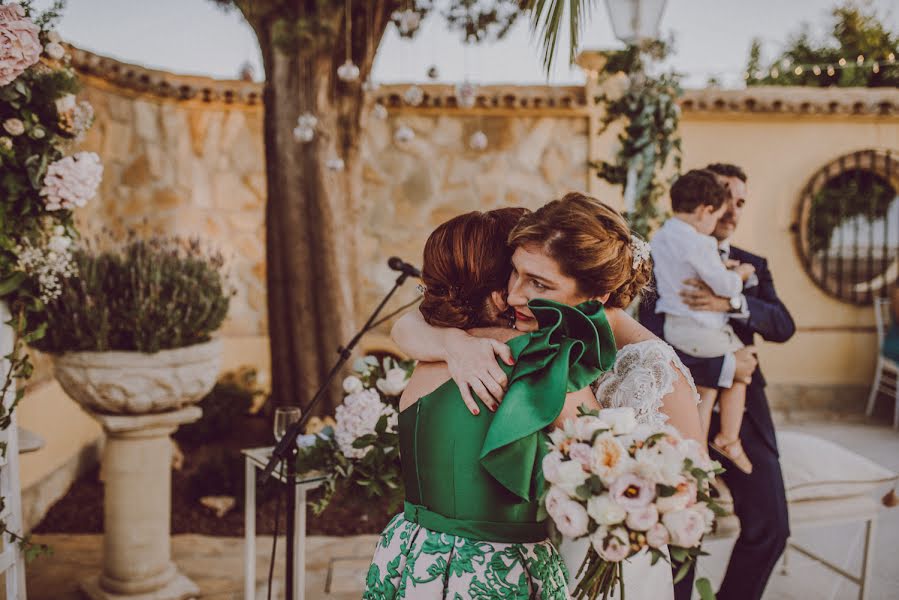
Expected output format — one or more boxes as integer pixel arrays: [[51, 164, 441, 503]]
[[273, 406, 302, 443]]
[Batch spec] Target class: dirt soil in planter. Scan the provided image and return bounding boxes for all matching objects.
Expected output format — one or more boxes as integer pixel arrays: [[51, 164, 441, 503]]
[[34, 411, 396, 537]]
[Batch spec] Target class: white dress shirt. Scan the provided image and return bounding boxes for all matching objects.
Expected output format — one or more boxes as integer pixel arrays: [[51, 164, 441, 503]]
[[651, 217, 744, 330]]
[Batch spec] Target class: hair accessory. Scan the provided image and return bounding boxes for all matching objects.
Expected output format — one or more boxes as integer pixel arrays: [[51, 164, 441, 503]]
[[416, 283, 427, 295], [630, 235, 651, 269]]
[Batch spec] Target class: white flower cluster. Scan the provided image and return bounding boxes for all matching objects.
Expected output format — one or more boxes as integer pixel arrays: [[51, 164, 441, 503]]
[[542, 407, 720, 590], [15, 227, 76, 303], [40, 152, 103, 211], [333, 388, 398, 460]]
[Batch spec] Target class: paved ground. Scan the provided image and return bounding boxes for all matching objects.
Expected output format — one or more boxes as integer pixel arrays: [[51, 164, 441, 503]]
[[25, 418, 899, 599]]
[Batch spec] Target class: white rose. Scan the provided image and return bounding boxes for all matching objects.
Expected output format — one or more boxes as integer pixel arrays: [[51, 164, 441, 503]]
[[597, 407, 637, 435], [376, 367, 409, 396], [692, 504, 716, 532], [646, 523, 670, 548], [342, 375, 364, 395], [656, 481, 696, 514], [572, 415, 609, 441], [662, 509, 705, 548], [635, 439, 685, 487], [3, 118, 24, 136], [544, 485, 569, 518], [586, 494, 626, 526], [47, 234, 71, 254], [590, 526, 630, 562], [555, 459, 589, 497], [55, 93, 76, 114], [603, 72, 631, 102], [0, 136, 11, 151], [47, 30, 61, 43], [44, 41, 65, 60], [625, 504, 659, 531], [549, 498, 589, 538], [542, 451, 565, 485]]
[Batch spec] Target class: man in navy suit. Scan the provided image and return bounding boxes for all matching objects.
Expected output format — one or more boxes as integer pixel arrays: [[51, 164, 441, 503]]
[[640, 163, 795, 600]]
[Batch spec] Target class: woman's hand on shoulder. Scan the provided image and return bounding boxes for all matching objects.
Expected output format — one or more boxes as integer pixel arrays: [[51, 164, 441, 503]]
[[445, 329, 514, 415]]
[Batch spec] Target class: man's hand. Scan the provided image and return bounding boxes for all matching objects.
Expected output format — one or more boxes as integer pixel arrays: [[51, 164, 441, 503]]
[[445, 330, 513, 415], [734, 263, 756, 282], [680, 278, 731, 313], [734, 346, 758, 384]]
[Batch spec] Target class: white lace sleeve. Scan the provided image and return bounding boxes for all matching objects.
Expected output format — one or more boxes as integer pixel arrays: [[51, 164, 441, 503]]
[[593, 339, 700, 428]]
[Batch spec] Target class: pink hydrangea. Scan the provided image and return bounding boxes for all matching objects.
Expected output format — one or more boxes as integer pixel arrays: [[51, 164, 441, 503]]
[[0, 4, 41, 87], [40, 152, 103, 211]]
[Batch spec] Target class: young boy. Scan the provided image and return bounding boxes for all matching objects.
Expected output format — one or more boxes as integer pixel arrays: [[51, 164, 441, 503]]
[[651, 169, 755, 473]]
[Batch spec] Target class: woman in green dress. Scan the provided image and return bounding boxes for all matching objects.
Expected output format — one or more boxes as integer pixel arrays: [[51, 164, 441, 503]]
[[363, 207, 617, 599]]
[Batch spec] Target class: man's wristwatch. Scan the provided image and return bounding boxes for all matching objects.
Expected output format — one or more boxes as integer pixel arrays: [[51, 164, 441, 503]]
[[728, 295, 744, 313]]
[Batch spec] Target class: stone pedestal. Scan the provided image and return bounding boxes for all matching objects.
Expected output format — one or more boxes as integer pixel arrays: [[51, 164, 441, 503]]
[[80, 407, 202, 600]]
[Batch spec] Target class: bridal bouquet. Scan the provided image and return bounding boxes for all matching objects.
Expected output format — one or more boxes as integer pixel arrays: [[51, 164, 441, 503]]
[[542, 407, 724, 599]]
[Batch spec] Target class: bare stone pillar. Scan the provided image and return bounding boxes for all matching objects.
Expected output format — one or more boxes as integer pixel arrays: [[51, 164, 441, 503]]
[[80, 407, 201, 600]]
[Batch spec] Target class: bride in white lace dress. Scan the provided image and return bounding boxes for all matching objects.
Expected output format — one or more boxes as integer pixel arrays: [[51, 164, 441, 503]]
[[560, 338, 701, 600]]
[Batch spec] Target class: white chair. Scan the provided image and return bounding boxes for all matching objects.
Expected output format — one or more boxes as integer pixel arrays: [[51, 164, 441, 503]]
[[865, 297, 899, 429]]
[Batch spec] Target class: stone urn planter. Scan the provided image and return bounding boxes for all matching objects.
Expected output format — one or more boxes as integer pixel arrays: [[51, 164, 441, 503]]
[[52, 338, 223, 600]]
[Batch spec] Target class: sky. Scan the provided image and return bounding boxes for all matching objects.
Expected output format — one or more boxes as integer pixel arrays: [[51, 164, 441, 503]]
[[39, 0, 899, 89]]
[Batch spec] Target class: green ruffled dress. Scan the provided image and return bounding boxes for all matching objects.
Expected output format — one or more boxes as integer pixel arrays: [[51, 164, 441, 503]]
[[363, 300, 617, 599]]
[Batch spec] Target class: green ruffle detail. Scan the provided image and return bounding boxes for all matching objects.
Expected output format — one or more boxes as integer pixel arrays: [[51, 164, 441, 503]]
[[479, 299, 617, 501]]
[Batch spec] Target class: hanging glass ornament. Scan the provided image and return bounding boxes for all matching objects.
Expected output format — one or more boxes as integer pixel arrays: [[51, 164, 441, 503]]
[[293, 112, 317, 143], [455, 81, 478, 109], [393, 9, 421, 35], [372, 103, 388, 120], [394, 125, 415, 144], [427, 65, 440, 80], [337, 60, 361, 82], [326, 157, 346, 171], [469, 130, 488, 151], [404, 85, 425, 107], [363, 78, 380, 93]]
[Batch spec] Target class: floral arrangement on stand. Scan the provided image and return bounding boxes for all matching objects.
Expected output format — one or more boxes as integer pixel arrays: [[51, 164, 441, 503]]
[[296, 354, 414, 514], [542, 406, 724, 600], [592, 41, 683, 239], [0, 0, 100, 559]]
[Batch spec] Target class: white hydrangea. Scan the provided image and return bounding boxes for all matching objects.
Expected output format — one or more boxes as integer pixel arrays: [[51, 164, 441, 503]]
[[334, 388, 397, 460], [40, 152, 103, 211]]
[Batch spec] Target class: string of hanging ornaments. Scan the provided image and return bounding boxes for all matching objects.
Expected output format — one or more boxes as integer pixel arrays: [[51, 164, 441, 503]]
[[745, 52, 897, 81]]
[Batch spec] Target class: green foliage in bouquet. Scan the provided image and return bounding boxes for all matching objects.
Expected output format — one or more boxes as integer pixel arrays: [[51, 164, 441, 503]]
[[33, 235, 233, 353], [296, 355, 414, 515]]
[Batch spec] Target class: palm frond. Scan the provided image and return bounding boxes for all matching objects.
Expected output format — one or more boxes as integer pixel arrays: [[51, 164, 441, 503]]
[[523, 0, 595, 76]]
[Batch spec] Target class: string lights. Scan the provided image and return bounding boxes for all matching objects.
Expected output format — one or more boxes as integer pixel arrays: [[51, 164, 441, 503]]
[[744, 52, 896, 81]]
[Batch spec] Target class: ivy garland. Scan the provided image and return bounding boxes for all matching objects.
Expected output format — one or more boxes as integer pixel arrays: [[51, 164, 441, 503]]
[[592, 42, 683, 239], [0, 0, 100, 561]]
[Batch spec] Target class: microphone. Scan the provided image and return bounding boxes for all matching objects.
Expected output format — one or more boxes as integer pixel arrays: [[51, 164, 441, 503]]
[[388, 256, 421, 278]]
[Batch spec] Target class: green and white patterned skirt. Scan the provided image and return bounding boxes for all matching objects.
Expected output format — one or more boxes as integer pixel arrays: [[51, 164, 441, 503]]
[[363, 513, 571, 599]]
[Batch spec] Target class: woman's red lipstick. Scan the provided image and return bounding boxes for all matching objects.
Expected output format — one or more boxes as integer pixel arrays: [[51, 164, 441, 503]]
[[514, 310, 533, 322]]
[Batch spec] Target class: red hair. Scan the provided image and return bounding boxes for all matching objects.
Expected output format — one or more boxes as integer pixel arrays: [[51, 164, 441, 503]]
[[420, 208, 529, 328]]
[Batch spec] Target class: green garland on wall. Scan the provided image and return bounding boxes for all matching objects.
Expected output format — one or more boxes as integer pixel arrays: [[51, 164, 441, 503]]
[[592, 42, 683, 239]]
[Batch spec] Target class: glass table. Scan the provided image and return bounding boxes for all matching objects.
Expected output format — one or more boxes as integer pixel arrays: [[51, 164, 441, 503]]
[[242, 447, 329, 600]]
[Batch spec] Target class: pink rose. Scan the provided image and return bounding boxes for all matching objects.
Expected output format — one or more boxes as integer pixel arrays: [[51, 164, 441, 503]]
[[609, 473, 654, 511], [646, 523, 670, 548], [625, 504, 659, 531], [0, 4, 41, 87], [543, 486, 569, 518], [662, 509, 705, 548], [591, 526, 630, 563]]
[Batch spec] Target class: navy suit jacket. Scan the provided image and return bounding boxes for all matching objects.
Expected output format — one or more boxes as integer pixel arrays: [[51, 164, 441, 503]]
[[639, 245, 796, 455]]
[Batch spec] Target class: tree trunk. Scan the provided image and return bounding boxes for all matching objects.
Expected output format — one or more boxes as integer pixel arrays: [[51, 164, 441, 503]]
[[249, 2, 393, 411]]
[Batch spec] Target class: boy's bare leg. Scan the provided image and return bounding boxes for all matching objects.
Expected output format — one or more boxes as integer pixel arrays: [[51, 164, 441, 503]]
[[713, 383, 754, 473], [696, 386, 718, 441]]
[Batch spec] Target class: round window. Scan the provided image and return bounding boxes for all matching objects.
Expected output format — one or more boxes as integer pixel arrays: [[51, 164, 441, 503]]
[[795, 150, 899, 305]]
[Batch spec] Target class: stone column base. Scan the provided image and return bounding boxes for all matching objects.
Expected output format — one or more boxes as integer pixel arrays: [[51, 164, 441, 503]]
[[80, 571, 199, 600]]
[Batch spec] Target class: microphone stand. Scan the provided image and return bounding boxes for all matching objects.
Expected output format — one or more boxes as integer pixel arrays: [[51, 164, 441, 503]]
[[261, 269, 415, 600]]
